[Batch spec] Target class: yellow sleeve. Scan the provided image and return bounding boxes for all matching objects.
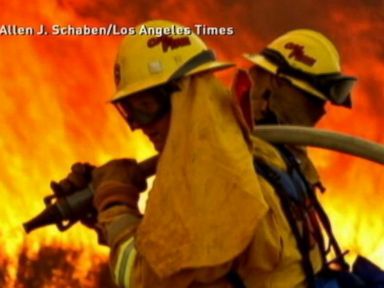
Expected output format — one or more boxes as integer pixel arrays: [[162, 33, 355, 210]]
[[99, 207, 237, 287], [131, 250, 234, 288], [97, 205, 141, 287], [112, 236, 137, 287], [96, 181, 246, 288]]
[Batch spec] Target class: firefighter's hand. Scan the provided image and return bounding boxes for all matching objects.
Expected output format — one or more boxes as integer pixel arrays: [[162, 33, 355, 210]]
[[50, 162, 95, 197], [50, 162, 97, 228], [91, 159, 147, 213]]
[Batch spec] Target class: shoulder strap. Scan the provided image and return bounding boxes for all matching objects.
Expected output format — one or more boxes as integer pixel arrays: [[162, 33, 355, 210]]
[[255, 157, 317, 288], [227, 145, 348, 287], [276, 145, 349, 272]]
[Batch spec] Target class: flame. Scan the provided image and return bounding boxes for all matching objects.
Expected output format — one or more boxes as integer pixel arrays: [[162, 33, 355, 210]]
[[0, 0, 383, 286], [0, 1, 155, 286]]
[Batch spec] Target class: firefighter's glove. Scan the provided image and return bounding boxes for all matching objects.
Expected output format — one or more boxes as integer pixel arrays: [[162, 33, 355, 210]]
[[51, 162, 97, 228], [91, 159, 147, 213], [50, 162, 95, 197]]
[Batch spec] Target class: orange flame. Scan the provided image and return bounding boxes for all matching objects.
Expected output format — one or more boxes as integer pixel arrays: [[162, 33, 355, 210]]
[[0, 0, 383, 286]]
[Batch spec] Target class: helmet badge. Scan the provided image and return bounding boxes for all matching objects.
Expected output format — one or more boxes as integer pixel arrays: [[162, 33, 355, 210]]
[[284, 42, 317, 67], [147, 35, 191, 52]]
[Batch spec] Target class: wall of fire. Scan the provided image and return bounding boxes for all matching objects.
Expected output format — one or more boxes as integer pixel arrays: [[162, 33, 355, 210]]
[[0, 0, 383, 287]]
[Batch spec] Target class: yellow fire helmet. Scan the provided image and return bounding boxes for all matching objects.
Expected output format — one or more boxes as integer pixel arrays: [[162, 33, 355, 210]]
[[112, 20, 234, 102], [244, 29, 357, 108]]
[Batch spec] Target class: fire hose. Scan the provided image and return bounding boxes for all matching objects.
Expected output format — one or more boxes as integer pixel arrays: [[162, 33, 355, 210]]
[[23, 125, 384, 234]]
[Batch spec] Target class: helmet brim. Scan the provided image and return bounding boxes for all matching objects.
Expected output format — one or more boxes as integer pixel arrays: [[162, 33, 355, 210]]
[[244, 53, 329, 102], [111, 61, 234, 103]]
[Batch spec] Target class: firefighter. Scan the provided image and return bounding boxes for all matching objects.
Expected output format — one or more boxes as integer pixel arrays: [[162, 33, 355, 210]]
[[235, 30, 384, 288], [236, 29, 357, 188], [57, 20, 324, 287]]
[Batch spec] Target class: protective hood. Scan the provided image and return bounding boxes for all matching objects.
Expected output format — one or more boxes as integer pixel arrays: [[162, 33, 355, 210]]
[[136, 73, 269, 277]]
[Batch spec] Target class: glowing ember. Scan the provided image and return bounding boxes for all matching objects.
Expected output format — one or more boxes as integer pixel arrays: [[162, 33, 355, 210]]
[[0, 0, 383, 286]]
